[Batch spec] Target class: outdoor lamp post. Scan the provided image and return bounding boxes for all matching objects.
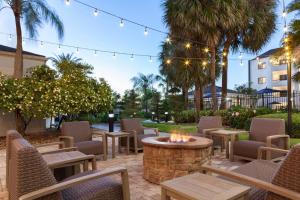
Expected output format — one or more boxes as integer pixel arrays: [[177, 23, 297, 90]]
[[165, 112, 169, 123], [108, 113, 114, 132], [151, 112, 155, 121]]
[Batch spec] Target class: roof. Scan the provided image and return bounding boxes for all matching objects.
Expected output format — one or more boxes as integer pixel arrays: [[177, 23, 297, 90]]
[[0, 44, 45, 57], [250, 48, 283, 60], [188, 86, 237, 96]]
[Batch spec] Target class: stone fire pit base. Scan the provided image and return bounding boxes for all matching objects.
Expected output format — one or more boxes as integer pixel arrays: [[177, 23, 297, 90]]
[[142, 136, 212, 184]]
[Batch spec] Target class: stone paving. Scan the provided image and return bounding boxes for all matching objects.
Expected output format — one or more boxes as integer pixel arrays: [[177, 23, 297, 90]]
[[0, 137, 245, 200]]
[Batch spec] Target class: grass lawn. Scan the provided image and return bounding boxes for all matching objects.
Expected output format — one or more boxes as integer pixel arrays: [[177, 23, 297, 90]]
[[143, 122, 300, 146], [257, 112, 300, 123]]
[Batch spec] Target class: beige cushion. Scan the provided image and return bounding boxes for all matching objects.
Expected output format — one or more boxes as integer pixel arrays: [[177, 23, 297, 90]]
[[75, 141, 104, 155], [61, 121, 92, 143], [120, 118, 144, 135], [197, 116, 222, 135]]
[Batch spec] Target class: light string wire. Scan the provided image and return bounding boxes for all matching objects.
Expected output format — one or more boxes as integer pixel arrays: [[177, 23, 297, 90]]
[[0, 31, 251, 62]]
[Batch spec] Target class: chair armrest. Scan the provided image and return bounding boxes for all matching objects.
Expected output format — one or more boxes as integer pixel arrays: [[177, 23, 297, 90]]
[[121, 130, 137, 136], [266, 135, 290, 149], [143, 127, 159, 136], [58, 136, 74, 148], [40, 147, 78, 155], [91, 129, 106, 137], [19, 167, 130, 200], [91, 130, 107, 160], [258, 147, 289, 160], [201, 164, 300, 200], [34, 141, 65, 149]]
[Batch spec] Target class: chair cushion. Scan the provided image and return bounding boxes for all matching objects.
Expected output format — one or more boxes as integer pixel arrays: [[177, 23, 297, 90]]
[[197, 116, 222, 135], [233, 140, 284, 160], [194, 133, 223, 146], [120, 118, 144, 135], [136, 134, 156, 148], [232, 160, 280, 200], [75, 141, 103, 155], [61, 121, 92, 143], [62, 170, 123, 200]]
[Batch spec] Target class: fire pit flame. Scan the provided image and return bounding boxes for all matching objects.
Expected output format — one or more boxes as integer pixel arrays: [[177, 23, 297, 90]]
[[169, 133, 190, 143]]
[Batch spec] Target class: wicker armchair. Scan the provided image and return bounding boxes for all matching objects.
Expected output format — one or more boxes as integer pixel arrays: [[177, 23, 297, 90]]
[[61, 121, 107, 160], [202, 145, 300, 200], [120, 118, 158, 154], [8, 135, 130, 200], [232, 118, 289, 161], [195, 116, 224, 149]]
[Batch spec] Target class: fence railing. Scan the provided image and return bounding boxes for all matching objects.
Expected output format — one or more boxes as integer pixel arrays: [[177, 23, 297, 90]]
[[192, 91, 300, 110]]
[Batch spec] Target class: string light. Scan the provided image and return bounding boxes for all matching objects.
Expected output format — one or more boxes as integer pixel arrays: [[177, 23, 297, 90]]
[[40, 41, 44, 47], [166, 36, 171, 43], [113, 52, 116, 58], [144, 27, 148, 36], [166, 59, 171, 65], [120, 19, 124, 27], [282, 11, 287, 17], [184, 60, 190, 66], [240, 60, 243, 66], [58, 44, 62, 51], [76, 47, 80, 54], [239, 52, 243, 59], [8, 34, 12, 41], [185, 42, 191, 49], [65, 0, 71, 6], [149, 56, 153, 63], [94, 50, 97, 56], [22, 38, 26, 45], [130, 54, 134, 60], [204, 48, 209, 53], [202, 61, 207, 66], [283, 25, 288, 32], [223, 52, 227, 56], [93, 9, 99, 16], [221, 62, 225, 66]]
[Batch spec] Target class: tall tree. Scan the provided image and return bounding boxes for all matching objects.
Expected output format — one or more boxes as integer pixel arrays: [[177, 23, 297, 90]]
[[163, 0, 239, 111], [0, 0, 64, 78], [131, 73, 157, 113]]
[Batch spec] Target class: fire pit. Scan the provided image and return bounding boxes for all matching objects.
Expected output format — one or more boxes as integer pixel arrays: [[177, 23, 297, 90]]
[[142, 134, 213, 184]]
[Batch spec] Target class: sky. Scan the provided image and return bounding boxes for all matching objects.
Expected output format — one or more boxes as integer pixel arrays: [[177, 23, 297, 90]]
[[0, 0, 294, 94]]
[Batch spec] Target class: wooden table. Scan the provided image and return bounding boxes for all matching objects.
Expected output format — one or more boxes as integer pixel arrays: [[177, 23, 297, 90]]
[[209, 129, 245, 161], [161, 173, 250, 200], [105, 132, 131, 158], [43, 151, 97, 172]]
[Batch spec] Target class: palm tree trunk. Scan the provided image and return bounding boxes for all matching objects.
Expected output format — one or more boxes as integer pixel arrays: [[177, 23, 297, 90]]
[[211, 46, 217, 111], [182, 86, 189, 110], [14, 7, 25, 134], [199, 85, 203, 110], [220, 40, 230, 109], [194, 84, 201, 114], [14, 9, 23, 78]]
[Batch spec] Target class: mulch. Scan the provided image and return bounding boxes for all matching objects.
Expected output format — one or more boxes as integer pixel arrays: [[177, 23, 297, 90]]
[[0, 129, 61, 150]]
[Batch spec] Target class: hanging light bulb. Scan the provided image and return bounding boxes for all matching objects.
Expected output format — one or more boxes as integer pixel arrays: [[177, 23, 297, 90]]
[[8, 34, 12, 41], [76, 47, 79, 54], [144, 27, 148, 36], [93, 9, 99, 16], [94, 50, 97, 56], [221, 62, 225, 66], [166, 36, 171, 43], [112, 52, 116, 58], [65, 0, 70, 6], [40, 41, 44, 47], [223, 52, 227, 56], [202, 61, 207, 66], [283, 25, 288, 32], [282, 11, 287, 17], [284, 37, 289, 43], [185, 42, 191, 49], [22, 38, 26, 45], [239, 52, 243, 59], [204, 48, 209, 53], [184, 59, 190, 66], [240, 60, 243, 66], [120, 19, 124, 27], [285, 46, 289, 51], [130, 54, 134, 60], [149, 56, 153, 63], [58, 44, 62, 51], [166, 59, 171, 65]]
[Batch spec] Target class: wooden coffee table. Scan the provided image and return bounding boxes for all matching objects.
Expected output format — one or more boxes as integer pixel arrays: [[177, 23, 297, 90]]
[[161, 173, 250, 200], [43, 150, 97, 172], [105, 132, 131, 158], [209, 129, 245, 161]]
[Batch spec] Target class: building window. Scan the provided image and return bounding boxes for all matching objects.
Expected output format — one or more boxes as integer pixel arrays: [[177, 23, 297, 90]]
[[272, 70, 287, 81], [258, 62, 266, 69], [258, 77, 266, 84]]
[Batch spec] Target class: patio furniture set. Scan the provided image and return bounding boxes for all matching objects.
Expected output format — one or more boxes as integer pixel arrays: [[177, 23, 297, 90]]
[[4, 117, 300, 200]]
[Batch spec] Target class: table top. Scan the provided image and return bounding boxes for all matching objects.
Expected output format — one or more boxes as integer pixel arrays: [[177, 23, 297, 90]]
[[161, 173, 250, 200], [43, 151, 91, 167], [105, 131, 131, 137], [210, 129, 246, 136]]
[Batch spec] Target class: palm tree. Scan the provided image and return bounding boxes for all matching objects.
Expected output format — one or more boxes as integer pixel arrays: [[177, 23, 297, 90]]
[[0, 0, 64, 78], [163, 0, 239, 111], [131, 73, 158, 113], [220, 0, 277, 109]]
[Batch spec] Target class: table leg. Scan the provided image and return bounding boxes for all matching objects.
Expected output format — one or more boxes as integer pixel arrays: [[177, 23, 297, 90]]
[[118, 137, 121, 153], [161, 188, 170, 200], [91, 157, 97, 170], [229, 134, 236, 162], [126, 136, 130, 155], [112, 136, 116, 158], [105, 135, 108, 158], [83, 161, 89, 171], [225, 136, 229, 159]]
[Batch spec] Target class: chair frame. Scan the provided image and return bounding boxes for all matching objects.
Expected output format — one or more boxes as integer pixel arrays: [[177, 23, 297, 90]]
[[231, 131, 290, 161], [60, 128, 107, 160], [18, 167, 130, 200], [121, 128, 159, 154], [201, 147, 300, 200]]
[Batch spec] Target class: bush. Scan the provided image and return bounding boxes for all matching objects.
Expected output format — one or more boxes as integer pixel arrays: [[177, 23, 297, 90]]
[[174, 110, 196, 123]]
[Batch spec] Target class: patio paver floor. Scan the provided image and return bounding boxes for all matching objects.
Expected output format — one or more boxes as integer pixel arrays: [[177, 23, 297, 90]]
[[0, 137, 245, 200]]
